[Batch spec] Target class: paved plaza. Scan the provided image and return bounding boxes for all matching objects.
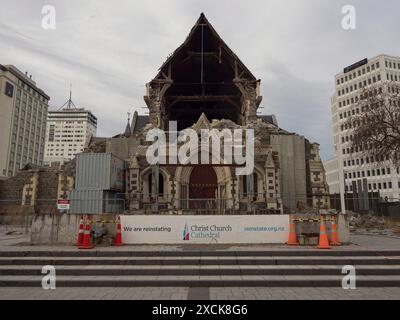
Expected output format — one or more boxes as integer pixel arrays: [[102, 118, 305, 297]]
[[0, 226, 399, 300], [0, 287, 399, 300]]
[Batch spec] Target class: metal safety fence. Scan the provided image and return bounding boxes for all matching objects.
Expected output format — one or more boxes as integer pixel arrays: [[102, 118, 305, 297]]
[[1, 192, 399, 217]]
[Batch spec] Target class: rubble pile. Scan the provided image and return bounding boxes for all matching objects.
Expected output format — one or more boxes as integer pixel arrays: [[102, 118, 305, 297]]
[[210, 119, 240, 130], [292, 211, 320, 221], [349, 213, 387, 230], [393, 225, 400, 236]]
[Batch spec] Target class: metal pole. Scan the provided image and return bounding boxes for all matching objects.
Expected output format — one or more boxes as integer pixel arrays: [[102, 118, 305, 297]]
[[200, 24, 205, 96], [337, 155, 346, 214], [152, 164, 159, 212]]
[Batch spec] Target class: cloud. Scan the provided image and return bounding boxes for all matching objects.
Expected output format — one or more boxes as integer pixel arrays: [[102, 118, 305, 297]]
[[0, 0, 399, 160]]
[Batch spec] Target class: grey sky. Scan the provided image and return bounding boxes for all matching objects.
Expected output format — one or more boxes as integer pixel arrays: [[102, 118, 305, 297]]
[[1, 0, 399, 160]]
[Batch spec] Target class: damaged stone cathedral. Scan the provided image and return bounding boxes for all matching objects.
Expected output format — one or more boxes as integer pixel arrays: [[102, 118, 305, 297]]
[[0, 14, 330, 218], [85, 14, 329, 215]]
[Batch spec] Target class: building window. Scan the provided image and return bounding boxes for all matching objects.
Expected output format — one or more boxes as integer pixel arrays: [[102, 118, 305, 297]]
[[148, 172, 164, 197], [5, 82, 14, 97], [242, 173, 258, 197], [48, 125, 55, 142]]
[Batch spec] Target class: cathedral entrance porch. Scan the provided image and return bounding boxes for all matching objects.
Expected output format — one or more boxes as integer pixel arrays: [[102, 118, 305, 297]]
[[188, 165, 218, 212]]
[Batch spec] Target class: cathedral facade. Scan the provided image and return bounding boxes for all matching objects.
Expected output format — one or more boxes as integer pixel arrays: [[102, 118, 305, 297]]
[[91, 14, 330, 215]]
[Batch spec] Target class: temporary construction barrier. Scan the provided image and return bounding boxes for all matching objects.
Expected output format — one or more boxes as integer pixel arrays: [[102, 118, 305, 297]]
[[287, 215, 299, 246], [120, 215, 289, 244], [79, 219, 94, 249], [317, 215, 331, 249], [114, 216, 123, 246], [69, 190, 124, 214], [75, 153, 125, 191], [330, 215, 341, 246], [75, 216, 84, 246]]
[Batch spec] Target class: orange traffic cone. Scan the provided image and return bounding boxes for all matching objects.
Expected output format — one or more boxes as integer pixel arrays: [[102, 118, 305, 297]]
[[79, 218, 94, 249], [287, 215, 299, 246], [114, 216, 123, 246], [330, 215, 341, 246], [317, 215, 331, 249], [75, 216, 84, 246]]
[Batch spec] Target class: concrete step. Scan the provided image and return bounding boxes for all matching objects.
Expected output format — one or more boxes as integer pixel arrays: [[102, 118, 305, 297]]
[[1, 275, 400, 287], [0, 265, 399, 276], [1, 250, 398, 287], [0, 256, 399, 265], [0, 250, 399, 257]]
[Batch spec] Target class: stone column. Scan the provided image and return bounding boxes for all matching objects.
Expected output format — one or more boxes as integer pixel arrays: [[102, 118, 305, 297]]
[[22, 172, 39, 206], [264, 152, 279, 211], [168, 172, 176, 211], [235, 80, 260, 125], [145, 81, 172, 129], [128, 156, 140, 210], [230, 173, 239, 213]]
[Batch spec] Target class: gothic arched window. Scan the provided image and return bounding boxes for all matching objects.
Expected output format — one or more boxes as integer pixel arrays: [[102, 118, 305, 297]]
[[242, 173, 258, 197], [148, 172, 164, 196]]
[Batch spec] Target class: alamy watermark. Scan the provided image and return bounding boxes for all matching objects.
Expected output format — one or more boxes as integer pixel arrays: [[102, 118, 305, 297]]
[[40, 4, 357, 31], [342, 265, 357, 290], [341, 5, 356, 30], [41, 265, 56, 290], [41, 5, 56, 30], [145, 121, 254, 176]]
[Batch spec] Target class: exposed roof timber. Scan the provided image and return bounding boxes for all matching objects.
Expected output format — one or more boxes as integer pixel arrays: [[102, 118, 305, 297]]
[[168, 105, 241, 115], [187, 51, 219, 56], [153, 13, 257, 82], [149, 79, 173, 84], [159, 63, 172, 80], [171, 107, 237, 113], [175, 51, 220, 67], [166, 95, 240, 101], [166, 95, 241, 109]]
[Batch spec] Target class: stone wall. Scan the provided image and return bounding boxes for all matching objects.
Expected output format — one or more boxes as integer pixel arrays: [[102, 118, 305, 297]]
[[36, 169, 58, 215], [271, 134, 307, 213], [0, 212, 33, 226], [292, 213, 350, 245], [105, 136, 141, 160], [305, 141, 330, 209], [30, 213, 118, 245], [0, 161, 76, 217], [0, 170, 32, 205]]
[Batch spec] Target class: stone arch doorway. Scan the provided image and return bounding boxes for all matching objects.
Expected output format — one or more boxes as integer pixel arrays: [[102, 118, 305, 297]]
[[189, 166, 218, 210]]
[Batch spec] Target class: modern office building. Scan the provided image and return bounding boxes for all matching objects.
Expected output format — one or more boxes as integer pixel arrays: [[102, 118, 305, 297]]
[[43, 100, 97, 165], [325, 54, 400, 202], [323, 158, 340, 194], [0, 64, 49, 179]]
